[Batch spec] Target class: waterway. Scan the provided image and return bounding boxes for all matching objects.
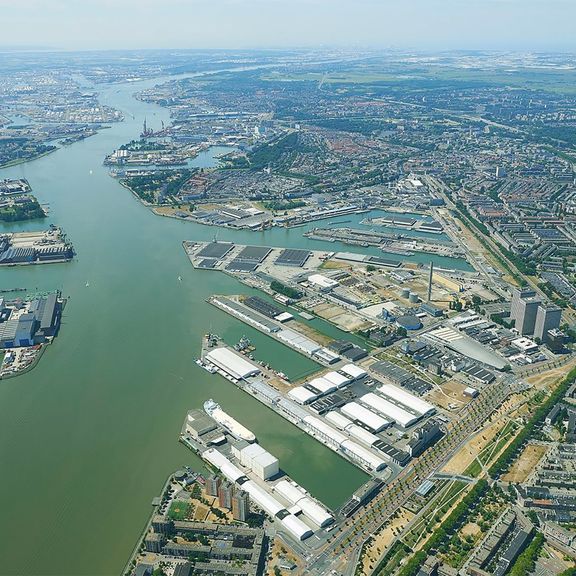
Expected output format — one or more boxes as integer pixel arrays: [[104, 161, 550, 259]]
[[0, 75, 375, 576]]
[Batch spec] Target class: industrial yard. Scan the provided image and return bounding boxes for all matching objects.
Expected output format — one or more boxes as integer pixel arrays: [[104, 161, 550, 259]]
[[0, 292, 66, 378], [0, 227, 74, 265]]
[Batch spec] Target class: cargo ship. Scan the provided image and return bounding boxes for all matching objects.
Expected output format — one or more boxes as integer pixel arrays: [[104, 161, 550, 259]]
[[203, 399, 256, 443]]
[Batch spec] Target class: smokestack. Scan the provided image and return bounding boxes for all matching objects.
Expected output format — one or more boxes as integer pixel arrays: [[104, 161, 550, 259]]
[[427, 261, 433, 302]]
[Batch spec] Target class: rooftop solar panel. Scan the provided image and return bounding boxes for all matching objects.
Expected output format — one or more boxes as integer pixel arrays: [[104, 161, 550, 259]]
[[275, 249, 311, 267], [197, 242, 234, 259], [225, 260, 258, 272], [236, 246, 272, 263], [197, 258, 217, 269]]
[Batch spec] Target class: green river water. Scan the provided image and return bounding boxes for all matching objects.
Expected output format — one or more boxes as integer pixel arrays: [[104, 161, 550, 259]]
[[0, 74, 470, 575]]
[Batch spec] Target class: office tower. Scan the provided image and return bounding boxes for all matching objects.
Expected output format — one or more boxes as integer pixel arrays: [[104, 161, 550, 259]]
[[232, 489, 250, 522], [218, 481, 233, 510], [534, 304, 562, 342], [510, 287, 540, 335]]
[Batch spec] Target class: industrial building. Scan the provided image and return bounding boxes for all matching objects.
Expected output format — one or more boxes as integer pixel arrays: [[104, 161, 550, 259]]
[[378, 384, 436, 417], [233, 442, 279, 480], [0, 293, 63, 349], [360, 393, 420, 428], [212, 296, 280, 333], [201, 448, 312, 540], [302, 415, 386, 471], [307, 273, 339, 292], [288, 386, 318, 405], [340, 363, 367, 380], [205, 347, 261, 380], [322, 370, 352, 388], [273, 480, 334, 528], [306, 376, 337, 396], [407, 420, 443, 457], [340, 402, 390, 433], [275, 328, 321, 355]]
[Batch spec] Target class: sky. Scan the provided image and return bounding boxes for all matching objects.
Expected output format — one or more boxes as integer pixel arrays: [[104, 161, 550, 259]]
[[1, 0, 574, 52]]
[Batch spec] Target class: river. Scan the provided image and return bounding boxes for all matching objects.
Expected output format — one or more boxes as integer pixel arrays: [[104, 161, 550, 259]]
[[0, 74, 463, 575]]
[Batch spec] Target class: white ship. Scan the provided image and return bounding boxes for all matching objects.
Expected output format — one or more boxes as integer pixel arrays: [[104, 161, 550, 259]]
[[203, 399, 256, 443]]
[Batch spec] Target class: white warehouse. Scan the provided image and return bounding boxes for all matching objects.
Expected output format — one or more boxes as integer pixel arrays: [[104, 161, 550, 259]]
[[340, 364, 368, 380], [340, 440, 386, 472], [341, 402, 390, 433], [322, 371, 352, 388], [205, 347, 261, 380], [307, 273, 339, 292], [325, 411, 353, 430], [281, 514, 313, 541], [288, 386, 318, 405], [274, 480, 334, 528], [306, 377, 337, 395], [276, 328, 322, 355], [303, 415, 386, 472], [378, 384, 436, 417], [361, 393, 421, 428], [237, 443, 279, 480]]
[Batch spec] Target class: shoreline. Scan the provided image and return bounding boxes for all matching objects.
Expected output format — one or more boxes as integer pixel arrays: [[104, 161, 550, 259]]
[[0, 147, 58, 170]]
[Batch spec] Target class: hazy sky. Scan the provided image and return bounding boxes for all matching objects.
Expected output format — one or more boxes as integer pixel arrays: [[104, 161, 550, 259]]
[[1, 0, 574, 52]]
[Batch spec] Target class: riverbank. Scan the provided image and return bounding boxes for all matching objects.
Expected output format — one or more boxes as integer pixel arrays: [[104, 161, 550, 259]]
[[0, 69, 368, 575]]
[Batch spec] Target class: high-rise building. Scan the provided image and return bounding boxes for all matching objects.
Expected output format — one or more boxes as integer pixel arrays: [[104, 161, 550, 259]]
[[547, 329, 566, 353], [510, 287, 541, 335], [218, 481, 233, 510], [534, 304, 562, 343], [205, 474, 220, 497], [232, 489, 250, 522]]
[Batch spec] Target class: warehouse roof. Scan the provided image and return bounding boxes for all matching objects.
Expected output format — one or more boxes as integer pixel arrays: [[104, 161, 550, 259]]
[[340, 364, 367, 380], [205, 347, 261, 380], [346, 424, 379, 446], [277, 328, 321, 355], [288, 386, 318, 405], [341, 402, 390, 433], [323, 371, 351, 388], [360, 393, 420, 428], [340, 440, 386, 471], [325, 411, 354, 430], [303, 415, 348, 445], [202, 449, 246, 483], [243, 480, 285, 518], [280, 514, 313, 540], [307, 377, 337, 395], [378, 384, 436, 417]]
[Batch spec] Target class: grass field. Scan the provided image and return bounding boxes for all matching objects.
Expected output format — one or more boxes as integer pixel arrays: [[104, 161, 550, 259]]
[[167, 500, 194, 521]]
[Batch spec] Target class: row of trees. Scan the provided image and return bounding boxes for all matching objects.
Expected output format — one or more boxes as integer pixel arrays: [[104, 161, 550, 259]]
[[489, 366, 576, 477], [0, 197, 45, 222], [397, 480, 490, 576], [270, 280, 302, 300]]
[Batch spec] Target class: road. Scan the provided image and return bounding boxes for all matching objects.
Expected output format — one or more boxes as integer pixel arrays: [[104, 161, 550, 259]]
[[301, 378, 517, 576]]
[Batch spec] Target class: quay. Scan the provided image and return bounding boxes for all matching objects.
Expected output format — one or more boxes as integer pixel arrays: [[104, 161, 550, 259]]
[[304, 226, 462, 258], [197, 334, 403, 479], [208, 294, 339, 366], [179, 401, 337, 545]]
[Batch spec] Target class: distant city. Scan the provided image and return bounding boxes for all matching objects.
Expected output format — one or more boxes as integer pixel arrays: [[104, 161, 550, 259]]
[[1, 47, 576, 576]]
